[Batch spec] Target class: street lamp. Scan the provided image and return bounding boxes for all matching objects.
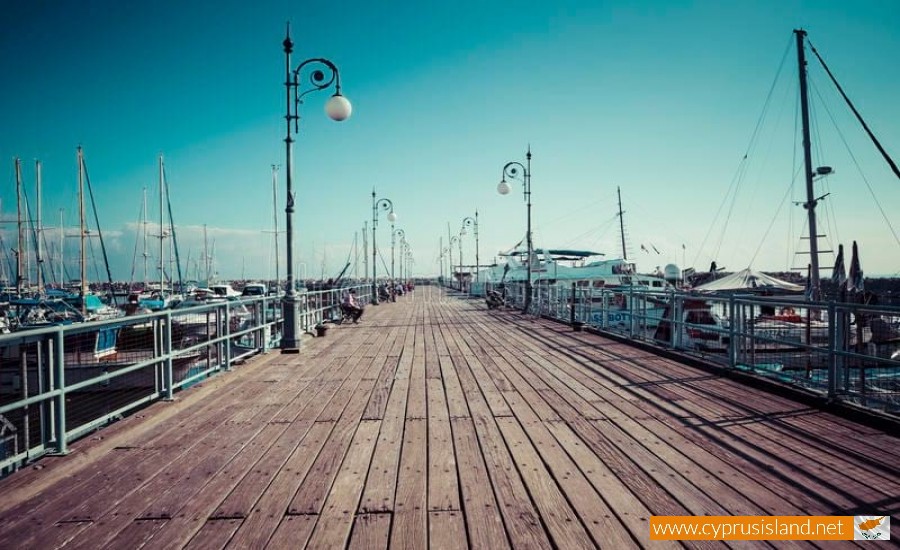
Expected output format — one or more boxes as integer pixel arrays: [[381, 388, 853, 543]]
[[281, 24, 352, 352], [372, 190, 397, 304], [461, 212, 479, 286], [448, 235, 458, 290], [499, 147, 532, 312], [392, 227, 405, 284]]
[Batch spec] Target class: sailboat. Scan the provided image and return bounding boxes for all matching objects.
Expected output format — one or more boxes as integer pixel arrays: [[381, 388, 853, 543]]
[[5, 147, 121, 359]]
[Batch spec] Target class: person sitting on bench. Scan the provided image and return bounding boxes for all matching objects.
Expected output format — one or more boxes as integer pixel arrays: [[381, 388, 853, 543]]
[[341, 289, 364, 323]]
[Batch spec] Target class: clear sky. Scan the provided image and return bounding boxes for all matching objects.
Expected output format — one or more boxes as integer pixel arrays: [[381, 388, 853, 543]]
[[1, 0, 898, 284]]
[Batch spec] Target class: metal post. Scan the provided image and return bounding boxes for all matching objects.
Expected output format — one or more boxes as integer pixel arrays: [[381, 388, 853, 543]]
[[281, 30, 301, 352], [271, 164, 280, 293], [53, 328, 67, 455], [280, 25, 349, 351], [525, 147, 533, 313], [163, 311, 174, 399], [728, 295, 737, 368]]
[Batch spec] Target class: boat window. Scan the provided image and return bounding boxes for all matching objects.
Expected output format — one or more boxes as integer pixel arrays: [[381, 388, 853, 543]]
[[592, 280, 605, 288], [686, 309, 717, 325], [621, 276, 632, 285]]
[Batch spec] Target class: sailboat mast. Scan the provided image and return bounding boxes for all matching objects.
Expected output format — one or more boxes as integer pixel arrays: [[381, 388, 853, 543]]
[[142, 187, 149, 286], [203, 224, 210, 284], [14, 159, 24, 296], [617, 186, 627, 260], [158, 155, 165, 294], [272, 165, 280, 290], [35, 160, 43, 294], [58, 208, 64, 287], [78, 146, 87, 308], [796, 29, 821, 300]]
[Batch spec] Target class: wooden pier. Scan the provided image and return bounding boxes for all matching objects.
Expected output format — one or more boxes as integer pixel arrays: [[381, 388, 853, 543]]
[[0, 286, 897, 548]]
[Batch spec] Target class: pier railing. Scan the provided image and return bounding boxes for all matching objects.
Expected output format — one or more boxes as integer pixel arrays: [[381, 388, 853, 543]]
[[0, 283, 370, 476], [490, 282, 900, 418]]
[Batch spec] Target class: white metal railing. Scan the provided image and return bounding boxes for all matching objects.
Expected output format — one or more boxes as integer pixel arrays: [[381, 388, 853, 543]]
[[484, 281, 900, 418], [0, 283, 371, 476]]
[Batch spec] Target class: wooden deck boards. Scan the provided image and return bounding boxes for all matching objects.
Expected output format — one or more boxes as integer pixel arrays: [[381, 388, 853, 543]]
[[0, 286, 896, 548]]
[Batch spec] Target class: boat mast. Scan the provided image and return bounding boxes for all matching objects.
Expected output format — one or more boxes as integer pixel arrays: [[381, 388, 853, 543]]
[[617, 186, 627, 260], [796, 29, 821, 300], [158, 155, 166, 294], [78, 146, 87, 310], [272, 164, 280, 289], [35, 160, 43, 295], [58, 208, 64, 287], [14, 158, 24, 296], [142, 187, 149, 287]]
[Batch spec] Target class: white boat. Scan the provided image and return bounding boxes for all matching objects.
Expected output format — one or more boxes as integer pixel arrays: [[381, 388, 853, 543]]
[[484, 249, 673, 328]]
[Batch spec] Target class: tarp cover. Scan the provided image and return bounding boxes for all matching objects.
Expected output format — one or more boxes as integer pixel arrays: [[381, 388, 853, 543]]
[[693, 267, 804, 293]]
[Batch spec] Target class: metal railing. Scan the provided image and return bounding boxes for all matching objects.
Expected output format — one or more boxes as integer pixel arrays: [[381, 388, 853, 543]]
[[488, 281, 900, 417], [0, 283, 371, 476]]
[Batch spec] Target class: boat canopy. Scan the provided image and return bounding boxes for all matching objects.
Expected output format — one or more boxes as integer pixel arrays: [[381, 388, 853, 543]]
[[503, 249, 604, 261], [693, 268, 804, 293]]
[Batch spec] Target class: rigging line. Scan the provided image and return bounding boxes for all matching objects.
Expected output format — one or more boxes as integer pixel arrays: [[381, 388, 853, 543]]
[[808, 38, 900, 181], [21, 183, 47, 289], [162, 164, 184, 294], [809, 80, 841, 257], [697, 34, 794, 268], [749, 178, 795, 266], [128, 202, 143, 288], [557, 214, 619, 249], [82, 159, 117, 306], [812, 77, 900, 252]]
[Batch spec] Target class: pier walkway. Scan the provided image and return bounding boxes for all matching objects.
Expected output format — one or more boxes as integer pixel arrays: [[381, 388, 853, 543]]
[[0, 286, 897, 548]]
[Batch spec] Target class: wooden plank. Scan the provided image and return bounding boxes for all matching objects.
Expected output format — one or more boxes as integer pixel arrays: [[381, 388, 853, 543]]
[[429, 511, 468, 550], [347, 512, 392, 550], [359, 377, 408, 513], [450, 418, 510, 550], [305, 420, 381, 549], [183, 519, 242, 550], [496, 416, 621, 549], [265, 515, 318, 550], [362, 357, 397, 420], [208, 419, 315, 519], [406, 354, 427, 419], [545, 421, 674, 548], [99, 518, 167, 550], [288, 379, 376, 514], [463, 356, 513, 417], [483, 354, 561, 422], [427, 378, 460, 511], [390, 419, 427, 550], [116, 423, 287, 550], [439, 355, 469, 419], [225, 421, 335, 549]]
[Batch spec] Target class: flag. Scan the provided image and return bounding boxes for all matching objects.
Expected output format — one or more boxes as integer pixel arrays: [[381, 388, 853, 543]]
[[681, 243, 686, 250], [640, 244, 648, 253], [848, 240, 864, 292], [831, 244, 846, 291], [651, 244, 660, 254]]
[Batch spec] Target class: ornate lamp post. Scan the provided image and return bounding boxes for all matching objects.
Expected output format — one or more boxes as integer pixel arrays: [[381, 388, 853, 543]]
[[461, 212, 478, 286], [372, 190, 396, 304], [392, 227, 404, 283], [281, 25, 352, 352], [498, 147, 532, 312], [448, 235, 458, 290]]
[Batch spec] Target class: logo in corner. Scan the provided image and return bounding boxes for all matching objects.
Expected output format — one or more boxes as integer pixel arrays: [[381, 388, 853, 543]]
[[854, 516, 890, 541]]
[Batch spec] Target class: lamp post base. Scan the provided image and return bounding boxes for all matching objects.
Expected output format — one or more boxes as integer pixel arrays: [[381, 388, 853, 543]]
[[280, 294, 302, 353]]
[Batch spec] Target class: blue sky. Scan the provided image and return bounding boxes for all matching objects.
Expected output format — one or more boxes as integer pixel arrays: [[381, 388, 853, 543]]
[[1, 0, 898, 284]]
